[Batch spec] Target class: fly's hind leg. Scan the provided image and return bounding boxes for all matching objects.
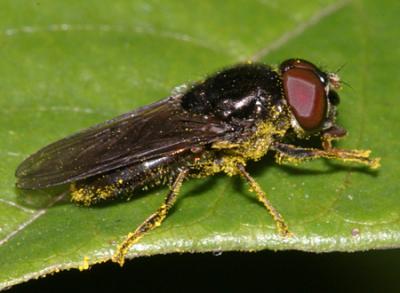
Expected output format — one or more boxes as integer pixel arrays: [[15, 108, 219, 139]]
[[236, 163, 292, 237], [112, 168, 188, 266], [271, 142, 380, 169]]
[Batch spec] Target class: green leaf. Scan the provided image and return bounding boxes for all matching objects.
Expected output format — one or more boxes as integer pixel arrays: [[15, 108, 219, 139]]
[[1, 0, 399, 289]]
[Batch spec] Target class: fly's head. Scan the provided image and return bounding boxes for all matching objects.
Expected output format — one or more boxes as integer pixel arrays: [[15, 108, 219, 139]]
[[279, 58, 346, 140]]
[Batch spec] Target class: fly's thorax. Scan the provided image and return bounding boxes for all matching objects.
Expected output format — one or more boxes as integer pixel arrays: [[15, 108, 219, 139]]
[[193, 104, 291, 177], [181, 63, 284, 122]]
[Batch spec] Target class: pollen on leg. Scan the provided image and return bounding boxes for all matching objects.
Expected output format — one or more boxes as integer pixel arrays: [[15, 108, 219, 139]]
[[112, 169, 188, 266]]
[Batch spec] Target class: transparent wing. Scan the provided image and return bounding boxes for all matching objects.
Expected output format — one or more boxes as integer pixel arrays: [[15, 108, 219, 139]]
[[16, 96, 232, 189]]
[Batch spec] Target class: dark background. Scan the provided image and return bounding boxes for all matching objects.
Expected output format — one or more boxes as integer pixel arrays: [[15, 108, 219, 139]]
[[9, 249, 400, 292]]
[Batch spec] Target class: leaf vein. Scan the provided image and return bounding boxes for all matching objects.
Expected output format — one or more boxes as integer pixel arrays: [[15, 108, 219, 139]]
[[1, 23, 227, 55], [250, 0, 350, 61], [0, 198, 35, 214], [0, 192, 67, 246]]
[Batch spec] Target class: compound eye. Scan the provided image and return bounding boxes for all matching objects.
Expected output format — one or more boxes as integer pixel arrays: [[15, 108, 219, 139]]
[[282, 67, 327, 131]]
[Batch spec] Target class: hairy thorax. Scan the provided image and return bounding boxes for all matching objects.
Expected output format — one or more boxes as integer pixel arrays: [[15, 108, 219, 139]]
[[194, 107, 290, 177]]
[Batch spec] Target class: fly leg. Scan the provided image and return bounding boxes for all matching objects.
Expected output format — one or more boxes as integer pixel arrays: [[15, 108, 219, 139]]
[[112, 168, 188, 266], [236, 163, 292, 237], [271, 142, 380, 169]]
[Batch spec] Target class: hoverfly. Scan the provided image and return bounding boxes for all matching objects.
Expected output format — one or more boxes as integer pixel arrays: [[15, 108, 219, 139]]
[[15, 59, 379, 265]]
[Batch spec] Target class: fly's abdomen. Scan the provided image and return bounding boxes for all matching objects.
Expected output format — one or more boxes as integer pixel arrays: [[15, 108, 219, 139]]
[[71, 154, 194, 205]]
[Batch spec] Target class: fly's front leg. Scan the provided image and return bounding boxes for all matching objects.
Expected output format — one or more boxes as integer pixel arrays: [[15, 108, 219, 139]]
[[271, 142, 380, 169], [112, 168, 188, 266], [236, 163, 292, 237]]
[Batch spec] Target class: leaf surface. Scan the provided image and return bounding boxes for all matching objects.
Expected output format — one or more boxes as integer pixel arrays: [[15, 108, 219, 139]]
[[1, 0, 399, 289]]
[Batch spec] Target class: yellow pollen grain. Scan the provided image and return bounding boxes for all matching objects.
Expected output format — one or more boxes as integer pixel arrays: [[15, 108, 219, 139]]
[[78, 256, 90, 271]]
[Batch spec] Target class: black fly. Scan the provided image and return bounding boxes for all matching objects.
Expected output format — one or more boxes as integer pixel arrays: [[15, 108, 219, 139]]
[[15, 59, 380, 265]]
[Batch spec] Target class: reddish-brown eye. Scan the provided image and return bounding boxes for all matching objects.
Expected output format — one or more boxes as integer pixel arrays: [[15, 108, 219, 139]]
[[282, 67, 326, 131]]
